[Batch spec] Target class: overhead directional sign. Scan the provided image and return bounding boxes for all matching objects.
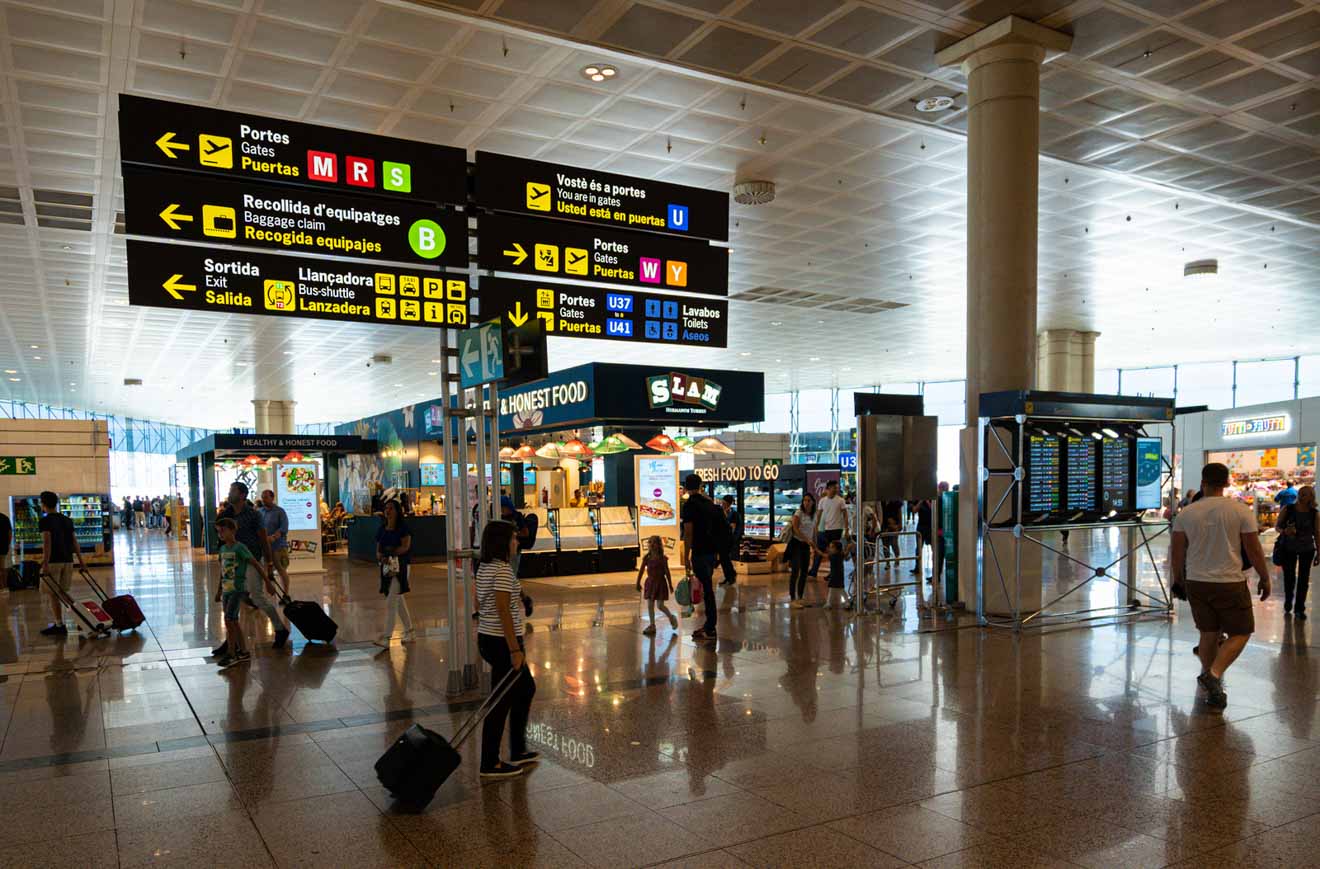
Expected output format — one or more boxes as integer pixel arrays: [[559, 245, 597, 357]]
[[123, 165, 467, 268], [501, 316, 549, 388], [476, 152, 729, 242], [458, 322, 504, 388], [119, 95, 467, 205], [478, 277, 727, 348], [126, 240, 469, 328], [478, 212, 728, 296]]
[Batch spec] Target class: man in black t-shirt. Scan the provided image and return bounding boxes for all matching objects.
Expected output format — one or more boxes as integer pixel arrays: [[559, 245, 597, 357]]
[[682, 474, 721, 642], [0, 509, 12, 575], [38, 491, 85, 636]]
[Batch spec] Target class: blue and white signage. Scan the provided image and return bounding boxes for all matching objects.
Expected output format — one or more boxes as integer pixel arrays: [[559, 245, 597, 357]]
[[458, 321, 503, 388], [839, 452, 857, 472]]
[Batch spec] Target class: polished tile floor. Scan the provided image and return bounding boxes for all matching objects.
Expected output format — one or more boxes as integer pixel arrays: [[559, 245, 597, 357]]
[[0, 526, 1314, 867]]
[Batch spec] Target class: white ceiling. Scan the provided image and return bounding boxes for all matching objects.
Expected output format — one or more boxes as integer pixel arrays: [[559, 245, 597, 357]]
[[0, 0, 1316, 428]]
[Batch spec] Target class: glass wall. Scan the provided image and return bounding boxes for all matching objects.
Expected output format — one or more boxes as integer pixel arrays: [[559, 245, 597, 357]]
[[1235, 359, 1295, 406], [1175, 362, 1233, 409]]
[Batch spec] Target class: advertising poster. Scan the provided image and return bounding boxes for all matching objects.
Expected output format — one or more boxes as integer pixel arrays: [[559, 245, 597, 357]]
[[276, 462, 323, 573], [634, 455, 681, 566], [1135, 438, 1163, 511]]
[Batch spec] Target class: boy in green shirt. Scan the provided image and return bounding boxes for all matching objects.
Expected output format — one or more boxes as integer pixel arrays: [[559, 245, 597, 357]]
[[214, 517, 269, 668]]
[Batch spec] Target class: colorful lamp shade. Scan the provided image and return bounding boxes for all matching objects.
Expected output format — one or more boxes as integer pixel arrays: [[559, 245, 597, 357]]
[[693, 436, 735, 455], [672, 436, 696, 452], [562, 438, 592, 457], [282, 450, 305, 463], [590, 435, 630, 455], [498, 446, 516, 460], [646, 433, 679, 453], [535, 442, 566, 459], [243, 454, 263, 466], [613, 433, 643, 450], [511, 444, 537, 460]]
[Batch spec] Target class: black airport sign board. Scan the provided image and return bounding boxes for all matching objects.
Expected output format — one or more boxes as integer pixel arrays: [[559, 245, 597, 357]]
[[119, 95, 467, 205], [476, 152, 729, 242], [123, 165, 467, 269], [126, 240, 470, 329], [477, 277, 727, 348], [478, 212, 727, 296]]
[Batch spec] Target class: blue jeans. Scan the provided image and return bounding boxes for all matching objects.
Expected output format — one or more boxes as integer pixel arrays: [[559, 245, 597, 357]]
[[691, 553, 717, 635]]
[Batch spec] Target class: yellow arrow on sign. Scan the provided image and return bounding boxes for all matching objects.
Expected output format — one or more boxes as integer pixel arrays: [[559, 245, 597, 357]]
[[162, 274, 196, 301], [158, 203, 193, 230], [508, 301, 529, 327], [155, 132, 190, 159], [503, 242, 528, 267]]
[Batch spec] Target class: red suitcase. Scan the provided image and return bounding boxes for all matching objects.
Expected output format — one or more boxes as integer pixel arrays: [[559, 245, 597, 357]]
[[82, 569, 145, 632]]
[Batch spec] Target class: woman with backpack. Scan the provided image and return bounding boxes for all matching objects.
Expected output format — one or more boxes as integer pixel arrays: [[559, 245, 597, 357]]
[[1276, 484, 1319, 620]]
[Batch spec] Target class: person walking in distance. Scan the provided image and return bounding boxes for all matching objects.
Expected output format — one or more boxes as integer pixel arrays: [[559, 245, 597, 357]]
[[38, 491, 86, 636], [681, 474, 722, 642], [475, 520, 538, 779], [718, 494, 739, 587], [258, 489, 292, 590], [809, 480, 848, 577], [1275, 484, 1319, 620], [373, 499, 416, 647], [1171, 463, 1271, 709]]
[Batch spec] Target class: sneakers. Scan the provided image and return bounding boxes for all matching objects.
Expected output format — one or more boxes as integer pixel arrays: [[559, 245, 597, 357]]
[[642, 624, 657, 636], [691, 628, 717, 643], [479, 763, 525, 780], [211, 641, 228, 657], [1197, 673, 1228, 709], [790, 600, 805, 609], [509, 751, 541, 766], [1297, 611, 1309, 621], [236, 649, 251, 663], [40, 624, 68, 636], [217, 653, 248, 669], [668, 612, 678, 630], [272, 629, 290, 649]]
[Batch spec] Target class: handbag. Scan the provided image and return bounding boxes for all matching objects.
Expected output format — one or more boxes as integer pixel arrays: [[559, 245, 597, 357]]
[[675, 577, 692, 607]]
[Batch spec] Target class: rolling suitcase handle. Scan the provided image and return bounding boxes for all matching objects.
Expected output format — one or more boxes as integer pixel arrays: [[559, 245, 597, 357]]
[[39, 570, 110, 637], [450, 667, 525, 750], [79, 567, 109, 602]]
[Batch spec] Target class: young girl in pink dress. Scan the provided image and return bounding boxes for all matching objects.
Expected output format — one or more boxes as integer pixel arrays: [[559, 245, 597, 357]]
[[635, 535, 678, 635]]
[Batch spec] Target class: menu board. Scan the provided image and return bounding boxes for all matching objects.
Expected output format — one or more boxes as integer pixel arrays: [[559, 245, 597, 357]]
[[276, 463, 319, 531], [1026, 434, 1061, 513], [1135, 437, 1163, 510], [420, 463, 443, 487], [637, 457, 678, 528], [1101, 437, 1131, 512], [1065, 436, 1097, 511]]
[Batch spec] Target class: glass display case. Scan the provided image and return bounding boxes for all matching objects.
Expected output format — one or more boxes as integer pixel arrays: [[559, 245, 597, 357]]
[[743, 483, 772, 540], [772, 480, 803, 542], [9, 493, 114, 565]]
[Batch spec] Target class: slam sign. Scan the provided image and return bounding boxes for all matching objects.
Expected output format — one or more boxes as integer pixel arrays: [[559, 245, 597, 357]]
[[648, 372, 721, 412]]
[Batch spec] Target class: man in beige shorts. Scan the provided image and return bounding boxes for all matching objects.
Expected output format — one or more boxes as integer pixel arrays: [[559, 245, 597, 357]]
[[1171, 463, 1270, 709], [39, 491, 87, 636]]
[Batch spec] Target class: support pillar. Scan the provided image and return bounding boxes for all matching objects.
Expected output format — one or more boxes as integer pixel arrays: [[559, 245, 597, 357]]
[[938, 17, 1071, 615], [252, 399, 296, 434], [1037, 329, 1100, 392]]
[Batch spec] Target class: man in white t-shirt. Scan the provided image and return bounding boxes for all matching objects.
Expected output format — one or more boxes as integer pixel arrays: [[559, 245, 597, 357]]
[[1171, 462, 1271, 710], [810, 480, 848, 577]]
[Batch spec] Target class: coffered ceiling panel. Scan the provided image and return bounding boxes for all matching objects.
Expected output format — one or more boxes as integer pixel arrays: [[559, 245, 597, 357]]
[[0, 0, 1316, 430]]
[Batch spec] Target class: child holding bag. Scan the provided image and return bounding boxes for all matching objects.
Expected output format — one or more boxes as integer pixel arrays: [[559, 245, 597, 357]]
[[636, 535, 678, 635]]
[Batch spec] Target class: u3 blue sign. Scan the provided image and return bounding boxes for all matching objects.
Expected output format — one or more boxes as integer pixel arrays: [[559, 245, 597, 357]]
[[839, 452, 857, 472]]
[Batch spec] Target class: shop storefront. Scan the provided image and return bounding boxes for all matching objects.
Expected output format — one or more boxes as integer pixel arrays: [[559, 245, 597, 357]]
[[1180, 399, 1318, 531]]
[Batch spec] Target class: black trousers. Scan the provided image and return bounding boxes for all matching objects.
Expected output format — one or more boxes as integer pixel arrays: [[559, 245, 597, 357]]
[[718, 546, 737, 583], [788, 541, 811, 600], [477, 634, 536, 769], [1281, 548, 1315, 613]]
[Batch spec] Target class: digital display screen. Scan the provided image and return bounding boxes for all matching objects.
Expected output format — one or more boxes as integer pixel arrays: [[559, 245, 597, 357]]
[[1135, 437, 1163, 510], [276, 463, 319, 531], [1027, 434, 1061, 513], [637, 457, 678, 528], [420, 463, 443, 487], [1101, 437, 1131, 512], [1065, 436, 1097, 511], [523, 467, 536, 486]]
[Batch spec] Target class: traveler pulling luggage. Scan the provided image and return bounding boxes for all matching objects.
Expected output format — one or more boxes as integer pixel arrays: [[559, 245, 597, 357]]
[[276, 577, 338, 643], [375, 668, 522, 806], [39, 570, 111, 637], [80, 568, 145, 632]]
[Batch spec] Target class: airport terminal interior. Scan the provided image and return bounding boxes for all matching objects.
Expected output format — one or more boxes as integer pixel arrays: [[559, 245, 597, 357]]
[[2, 0, 1320, 866]]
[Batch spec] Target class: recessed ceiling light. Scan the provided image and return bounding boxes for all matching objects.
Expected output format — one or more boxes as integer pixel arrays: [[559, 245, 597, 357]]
[[770, 321, 782, 327], [283, 350, 294, 355], [738, 352, 751, 357], [29, 345, 38, 350], [394, 383, 403, 387], [809, 356, 821, 362], [915, 95, 956, 113], [428, 371, 438, 376], [7, 377, 18, 382], [32, 356, 41, 360], [843, 367, 853, 371], [1184, 258, 1218, 278], [581, 63, 617, 83], [3, 370, 14, 374], [431, 358, 443, 364]]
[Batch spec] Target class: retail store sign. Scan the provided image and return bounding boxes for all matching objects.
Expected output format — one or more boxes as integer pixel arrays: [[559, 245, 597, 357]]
[[119, 95, 467, 205], [478, 212, 728, 296], [476, 152, 729, 242], [478, 278, 727, 348], [0, 456, 36, 475], [839, 452, 857, 472], [648, 372, 721, 411], [696, 463, 781, 483], [499, 380, 591, 430], [126, 241, 467, 329], [1222, 413, 1291, 438], [123, 165, 467, 268]]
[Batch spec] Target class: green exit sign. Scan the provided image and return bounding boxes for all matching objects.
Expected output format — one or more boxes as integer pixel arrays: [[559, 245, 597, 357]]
[[0, 456, 36, 475]]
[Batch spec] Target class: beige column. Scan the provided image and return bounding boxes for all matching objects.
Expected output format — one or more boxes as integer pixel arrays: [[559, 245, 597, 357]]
[[938, 17, 1071, 615], [252, 399, 296, 434], [1037, 329, 1101, 392]]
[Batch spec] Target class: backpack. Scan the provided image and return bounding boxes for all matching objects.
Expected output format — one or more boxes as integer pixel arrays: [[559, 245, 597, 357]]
[[705, 498, 732, 550], [521, 512, 539, 548]]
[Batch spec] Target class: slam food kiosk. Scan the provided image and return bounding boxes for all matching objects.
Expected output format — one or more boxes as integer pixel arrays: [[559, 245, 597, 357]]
[[495, 362, 766, 577], [1179, 399, 1320, 531]]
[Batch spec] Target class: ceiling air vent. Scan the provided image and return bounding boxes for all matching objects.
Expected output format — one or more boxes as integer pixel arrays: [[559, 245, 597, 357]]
[[733, 180, 775, 206], [123, 378, 143, 386], [372, 354, 393, 365], [34, 189, 93, 231]]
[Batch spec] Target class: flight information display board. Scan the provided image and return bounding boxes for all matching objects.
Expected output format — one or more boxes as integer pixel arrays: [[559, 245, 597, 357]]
[[1101, 437, 1132, 513], [1065, 435, 1098, 511], [1026, 434, 1061, 514]]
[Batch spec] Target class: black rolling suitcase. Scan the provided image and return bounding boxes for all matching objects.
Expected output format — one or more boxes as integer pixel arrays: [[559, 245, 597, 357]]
[[7, 560, 40, 591], [276, 580, 338, 643], [375, 669, 522, 806]]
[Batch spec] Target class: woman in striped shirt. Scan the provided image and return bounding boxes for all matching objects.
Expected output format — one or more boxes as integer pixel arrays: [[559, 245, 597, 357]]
[[476, 520, 539, 779]]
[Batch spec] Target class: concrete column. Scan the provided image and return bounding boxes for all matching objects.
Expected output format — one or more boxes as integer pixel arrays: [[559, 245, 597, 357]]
[[252, 399, 295, 434], [938, 17, 1071, 615], [1037, 329, 1100, 392]]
